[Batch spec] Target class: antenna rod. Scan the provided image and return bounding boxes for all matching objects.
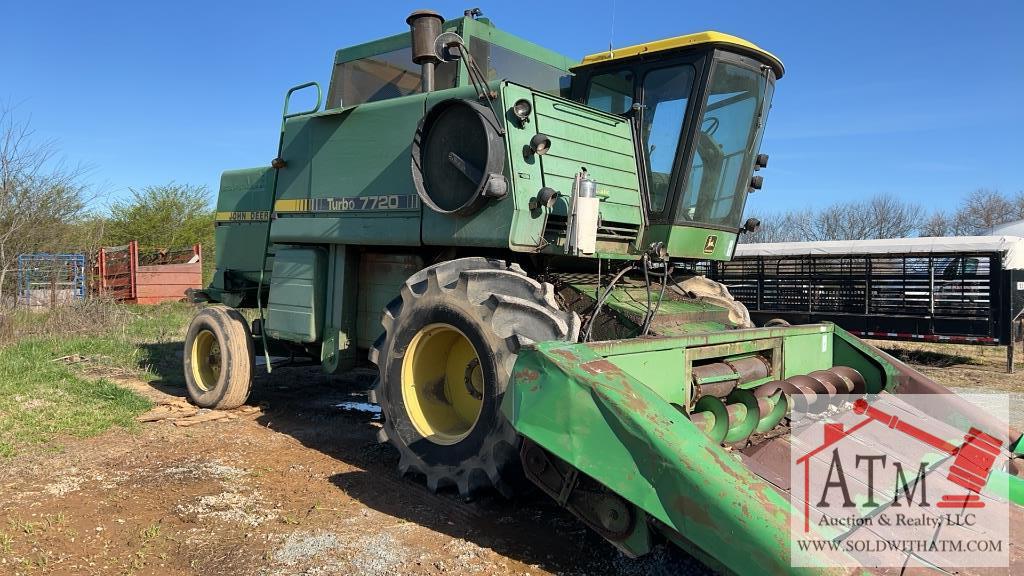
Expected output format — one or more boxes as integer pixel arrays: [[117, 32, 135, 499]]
[[609, 0, 617, 51]]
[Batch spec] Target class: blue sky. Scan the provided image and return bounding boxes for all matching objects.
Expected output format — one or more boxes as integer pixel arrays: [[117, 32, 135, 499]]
[[3, 0, 1021, 215]]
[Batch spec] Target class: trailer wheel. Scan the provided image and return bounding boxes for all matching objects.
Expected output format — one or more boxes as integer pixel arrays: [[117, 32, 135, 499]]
[[183, 305, 254, 409], [370, 258, 579, 497]]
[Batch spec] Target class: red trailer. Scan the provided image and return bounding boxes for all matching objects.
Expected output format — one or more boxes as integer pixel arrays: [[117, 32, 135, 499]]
[[96, 241, 202, 304]]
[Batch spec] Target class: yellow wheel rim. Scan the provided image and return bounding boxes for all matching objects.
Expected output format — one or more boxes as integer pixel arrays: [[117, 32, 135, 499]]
[[401, 323, 485, 445], [191, 329, 221, 392]]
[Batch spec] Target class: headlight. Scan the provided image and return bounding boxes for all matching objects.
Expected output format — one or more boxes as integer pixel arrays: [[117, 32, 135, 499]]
[[511, 99, 532, 125]]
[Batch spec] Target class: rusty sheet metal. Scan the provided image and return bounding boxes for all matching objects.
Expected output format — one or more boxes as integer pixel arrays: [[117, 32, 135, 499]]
[[503, 340, 859, 575], [833, 326, 1024, 450], [506, 324, 1023, 573], [586, 322, 833, 357]]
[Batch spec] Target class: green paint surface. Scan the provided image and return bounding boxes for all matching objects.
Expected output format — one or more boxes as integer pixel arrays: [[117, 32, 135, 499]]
[[503, 330, 861, 575], [645, 224, 739, 261], [266, 246, 325, 343]]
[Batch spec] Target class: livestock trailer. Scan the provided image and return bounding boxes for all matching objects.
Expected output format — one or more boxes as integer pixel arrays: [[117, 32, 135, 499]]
[[707, 236, 1024, 370]]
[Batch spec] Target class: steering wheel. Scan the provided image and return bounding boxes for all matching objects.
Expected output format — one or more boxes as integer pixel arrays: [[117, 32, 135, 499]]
[[701, 117, 719, 136]]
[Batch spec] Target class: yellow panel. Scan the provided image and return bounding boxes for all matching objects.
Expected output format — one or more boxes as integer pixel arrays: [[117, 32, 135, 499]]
[[574, 31, 784, 77], [215, 210, 270, 222], [273, 199, 311, 212]]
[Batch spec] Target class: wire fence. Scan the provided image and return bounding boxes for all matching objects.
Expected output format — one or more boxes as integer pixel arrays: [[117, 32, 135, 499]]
[[16, 253, 87, 308]]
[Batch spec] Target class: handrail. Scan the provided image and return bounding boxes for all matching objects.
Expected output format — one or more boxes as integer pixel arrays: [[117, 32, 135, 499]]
[[259, 80, 322, 371], [281, 81, 322, 125]]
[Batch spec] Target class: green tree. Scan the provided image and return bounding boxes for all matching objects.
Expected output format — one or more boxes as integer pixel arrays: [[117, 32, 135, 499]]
[[105, 183, 214, 250]]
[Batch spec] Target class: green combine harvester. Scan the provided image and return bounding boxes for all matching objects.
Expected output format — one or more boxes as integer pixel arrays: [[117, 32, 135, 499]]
[[185, 9, 1024, 573]]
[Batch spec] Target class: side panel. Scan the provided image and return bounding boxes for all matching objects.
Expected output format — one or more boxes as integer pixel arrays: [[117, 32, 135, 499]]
[[421, 83, 644, 256], [266, 246, 326, 343], [420, 85, 515, 248], [530, 89, 643, 256], [263, 82, 644, 258], [213, 167, 275, 275], [322, 245, 359, 373], [504, 83, 550, 250], [357, 253, 423, 349], [645, 224, 738, 261], [270, 93, 428, 247], [210, 167, 275, 303]]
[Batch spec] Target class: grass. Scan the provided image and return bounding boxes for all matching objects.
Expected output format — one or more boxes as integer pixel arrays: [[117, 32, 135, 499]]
[[878, 345, 980, 368], [140, 522, 161, 541], [0, 301, 195, 458]]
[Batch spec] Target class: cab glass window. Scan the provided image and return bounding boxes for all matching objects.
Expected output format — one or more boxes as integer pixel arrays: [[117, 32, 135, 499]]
[[470, 38, 571, 97], [328, 47, 457, 108], [641, 65, 695, 213], [586, 70, 634, 114], [678, 61, 771, 227]]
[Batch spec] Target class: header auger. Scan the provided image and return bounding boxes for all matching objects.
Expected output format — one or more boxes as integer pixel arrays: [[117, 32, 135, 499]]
[[185, 8, 1024, 573]]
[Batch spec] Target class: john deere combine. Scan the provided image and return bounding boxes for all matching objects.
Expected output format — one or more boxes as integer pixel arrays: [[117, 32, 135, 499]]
[[186, 9, 1024, 573]]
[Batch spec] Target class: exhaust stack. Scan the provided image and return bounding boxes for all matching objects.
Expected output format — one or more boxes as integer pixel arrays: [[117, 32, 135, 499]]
[[407, 10, 444, 92]]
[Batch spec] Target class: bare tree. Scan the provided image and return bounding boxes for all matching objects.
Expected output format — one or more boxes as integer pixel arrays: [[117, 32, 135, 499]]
[[748, 189, 1024, 244], [919, 192, 1009, 238], [788, 194, 923, 241], [741, 211, 810, 243], [920, 211, 950, 237], [863, 194, 924, 239], [0, 107, 90, 306], [806, 203, 853, 241], [744, 194, 924, 243], [951, 188, 1012, 235], [1012, 191, 1024, 222]]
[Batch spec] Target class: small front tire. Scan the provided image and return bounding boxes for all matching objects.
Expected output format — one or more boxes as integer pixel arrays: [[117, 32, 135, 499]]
[[183, 305, 254, 409]]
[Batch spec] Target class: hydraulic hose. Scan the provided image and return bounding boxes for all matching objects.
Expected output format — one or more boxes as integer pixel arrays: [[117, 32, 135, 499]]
[[582, 264, 636, 342], [641, 261, 671, 336]]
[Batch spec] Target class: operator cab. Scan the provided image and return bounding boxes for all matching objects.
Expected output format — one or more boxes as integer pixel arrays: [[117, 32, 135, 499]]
[[570, 33, 783, 253]]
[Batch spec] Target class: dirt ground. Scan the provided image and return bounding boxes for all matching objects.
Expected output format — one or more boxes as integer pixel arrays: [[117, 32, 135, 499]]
[[2, 339, 1022, 575], [870, 339, 1024, 429], [0, 361, 697, 576]]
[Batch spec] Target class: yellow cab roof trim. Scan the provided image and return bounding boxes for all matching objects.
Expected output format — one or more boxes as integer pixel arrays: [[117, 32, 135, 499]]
[[574, 31, 784, 78]]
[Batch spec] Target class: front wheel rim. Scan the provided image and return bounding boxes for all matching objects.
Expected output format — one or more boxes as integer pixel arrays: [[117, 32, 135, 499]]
[[191, 329, 221, 392], [400, 323, 485, 445]]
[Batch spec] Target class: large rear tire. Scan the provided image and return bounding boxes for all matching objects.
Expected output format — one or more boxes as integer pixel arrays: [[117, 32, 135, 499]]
[[369, 258, 579, 497], [183, 305, 254, 409]]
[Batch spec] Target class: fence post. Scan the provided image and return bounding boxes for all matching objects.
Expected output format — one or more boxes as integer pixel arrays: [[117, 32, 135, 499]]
[[1012, 319, 1024, 374], [864, 258, 871, 315], [928, 257, 935, 316], [98, 247, 106, 296], [129, 240, 139, 301]]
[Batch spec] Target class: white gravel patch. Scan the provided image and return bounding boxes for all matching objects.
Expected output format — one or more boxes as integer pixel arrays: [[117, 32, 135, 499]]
[[349, 532, 407, 576], [274, 531, 342, 566]]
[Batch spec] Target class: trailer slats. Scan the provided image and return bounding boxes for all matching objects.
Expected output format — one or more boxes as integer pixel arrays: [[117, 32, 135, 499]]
[[97, 241, 202, 304], [709, 249, 1016, 347]]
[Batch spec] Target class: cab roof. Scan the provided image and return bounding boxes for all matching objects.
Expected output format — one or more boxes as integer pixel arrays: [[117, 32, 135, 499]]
[[573, 31, 784, 78]]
